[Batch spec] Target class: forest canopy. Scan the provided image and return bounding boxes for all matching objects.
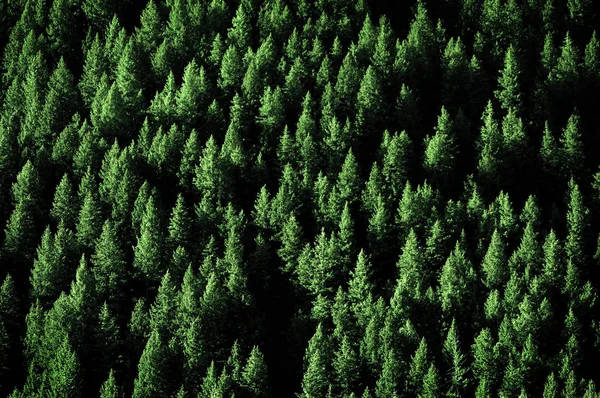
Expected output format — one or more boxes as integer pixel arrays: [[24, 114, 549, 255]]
[[1, 0, 600, 397]]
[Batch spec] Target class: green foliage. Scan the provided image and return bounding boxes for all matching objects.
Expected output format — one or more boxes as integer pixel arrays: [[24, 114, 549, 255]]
[[1, 2, 600, 397]]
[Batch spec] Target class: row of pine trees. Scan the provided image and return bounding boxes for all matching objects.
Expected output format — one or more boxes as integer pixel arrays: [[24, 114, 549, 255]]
[[2, 0, 600, 396]]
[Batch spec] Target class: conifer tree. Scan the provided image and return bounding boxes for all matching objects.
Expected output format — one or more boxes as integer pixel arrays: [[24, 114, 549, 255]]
[[4, 161, 42, 260], [132, 330, 168, 398], [242, 346, 270, 397], [495, 45, 522, 113], [51, 174, 77, 228], [92, 220, 127, 305], [48, 335, 81, 397], [334, 335, 360, 395], [76, 190, 103, 251], [560, 113, 584, 179], [382, 131, 412, 197], [356, 66, 385, 136], [133, 195, 164, 284], [100, 369, 122, 398], [423, 107, 457, 189]]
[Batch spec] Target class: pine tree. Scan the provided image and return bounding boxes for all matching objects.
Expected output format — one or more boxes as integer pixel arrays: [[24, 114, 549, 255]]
[[408, 338, 430, 396], [356, 66, 385, 136], [423, 107, 457, 189], [48, 335, 81, 397], [76, 190, 103, 251], [79, 34, 108, 106], [381, 131, 412, 197], [560, 113, 584, 179], [92, 220, 128, 305], [565, 178, 589, 271], [334, 335, 359, 395], [133, 196, 164, 284], [439, 240, 477, 321], [100, 369, 122, 398], [472, 328, 497, 386], [132, 329, 168, 398], [51, 174, 77, 228], [242, 346, 270, 397], [495, 45, 522, 113], [301, 346, 329, 397], [135, 0, 162, 56], [477, 101, 503, 186], [337, 150, 361, 206], [177, 60, 208, 127], [168, 194, 192, 252], [420, 363, 441, 398], [95, 303, 121, 379], [375, 348, 399, 398]]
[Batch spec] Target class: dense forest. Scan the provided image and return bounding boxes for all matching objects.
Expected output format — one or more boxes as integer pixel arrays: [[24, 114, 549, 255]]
[[2, 0, 600, 396]]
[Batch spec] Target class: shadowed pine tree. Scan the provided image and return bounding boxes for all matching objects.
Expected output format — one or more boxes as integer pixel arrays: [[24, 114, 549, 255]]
[[178, 130, 201, 189], [442, 37, 469, 109], [133, 195, 164, 284], [92, 220, 128, 305], [494, 45, 522, 113], [135, 0, 162, 56], [375, 348, 399, 398], [277, 213, 303, 274], [423, 107, 457, 190], [95, 303, 121, 380], [41, 58, 79, 148], [584, 31, 600, 84], [443, 319, 468, 397], [356, 66, 385, 137], [543, 372, 558, 397], [48, 335, 81, 397], [242, 346, 270, 397], [540, 121, 560, 176], [76, 190, 103, 251], [132, 329, 169, 398], [100, 369, 122, 398], [408, 338, 430, 396], [559, 113, 584, 180], [550, 33, 580, 99], [177, 61, 208, 127], [421, 363, 441, 398], [129, 298, 150, 353], [218, 45, 244, 96], [79, 34, 108, 107], [301, 345, 329, 398], [565, 178, 590, 272], [51, 174, 78, 228], [371, 16, 396, 82], [337, 150, 361, 207], [167, 194, 192, 252], [3, 161, 42, 261], [382, 131, 412, 198], [348, 250, 374, 328], [257, 86, 285, 155], [30, 227, 65, 306], [333, 334, 360, 395], [335, 48, 362, 118], [477, 101, 503, 189], [439, 240, 477, 322], [394, 1, 437, 87], [472, 328, 498, 388]]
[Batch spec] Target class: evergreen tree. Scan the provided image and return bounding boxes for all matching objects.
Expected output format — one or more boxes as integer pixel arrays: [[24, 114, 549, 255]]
[[242, 346, 270, 397], [132, 330, 168, 398], [48, 335, 81, 397], [495, 45, 522, 113], [133, 196, 164, 284], [100, 369, 122, 398], [423, 107, 457, 189]]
